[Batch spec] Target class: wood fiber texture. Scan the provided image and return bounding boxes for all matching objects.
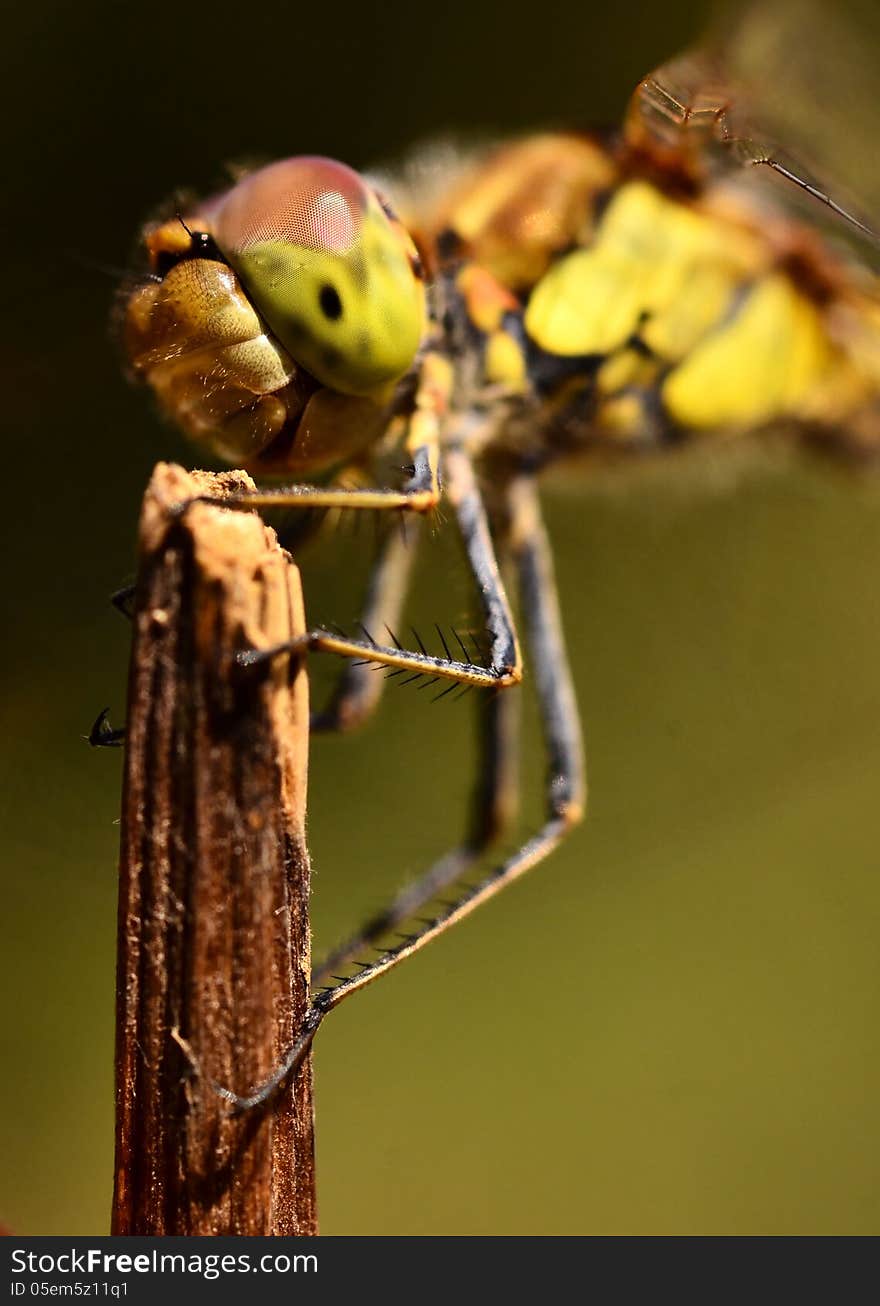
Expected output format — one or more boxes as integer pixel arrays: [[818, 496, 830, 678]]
[[112, 463, 317, 1235]]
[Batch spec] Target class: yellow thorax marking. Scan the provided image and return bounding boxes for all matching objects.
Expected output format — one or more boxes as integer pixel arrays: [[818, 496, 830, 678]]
[[661, 273, 837, 429], [524, 181, 766, 360]]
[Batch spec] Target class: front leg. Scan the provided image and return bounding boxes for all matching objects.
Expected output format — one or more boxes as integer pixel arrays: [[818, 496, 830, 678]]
[[179, 353, 454, 519], [216, 470, 582, 1113], [238, 443, 522, 691], [174, 441, 440, 516]]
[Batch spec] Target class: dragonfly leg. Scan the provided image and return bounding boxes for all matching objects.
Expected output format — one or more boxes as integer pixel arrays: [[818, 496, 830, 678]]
[[86, 585, 138, 745], [312, 679, 520, 982], [175, 441, 441, 516], [509, 472, 585, 831], [216, 472, 583, 1112], [88, 707, 126, 748], [238, 444, 522, 690], [309, 475, 519, 978], [110, 583, 137, 620], [442, 443, 522, 680], [310, 520, 421, 733], [175, 351, 453, 519]]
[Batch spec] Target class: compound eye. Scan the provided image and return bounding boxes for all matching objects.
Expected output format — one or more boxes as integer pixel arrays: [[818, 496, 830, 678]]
[[214, 157, 369, 259], [211, 157, 424, 396]]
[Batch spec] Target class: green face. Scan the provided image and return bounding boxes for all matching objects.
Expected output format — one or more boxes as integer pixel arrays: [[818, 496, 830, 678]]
[[211, 156, 426, 396]]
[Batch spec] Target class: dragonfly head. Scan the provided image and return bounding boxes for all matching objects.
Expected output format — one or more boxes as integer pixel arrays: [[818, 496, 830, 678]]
[[206, 156, 426, 396]]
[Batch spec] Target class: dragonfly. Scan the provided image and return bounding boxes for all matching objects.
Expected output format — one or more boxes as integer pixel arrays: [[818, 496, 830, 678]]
[[117, 3, 880, 1108]]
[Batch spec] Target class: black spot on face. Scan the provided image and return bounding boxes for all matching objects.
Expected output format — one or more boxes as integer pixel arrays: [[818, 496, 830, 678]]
[[319, 283, 343, 321], [322, 346, 342, 372]]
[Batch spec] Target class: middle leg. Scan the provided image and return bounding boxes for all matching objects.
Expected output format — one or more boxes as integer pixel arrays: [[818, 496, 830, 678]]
[[215, 471, 586, 1110], [311, 470, 521, 979], [313, 680, 521, 982], [237, 442, 522, 690]]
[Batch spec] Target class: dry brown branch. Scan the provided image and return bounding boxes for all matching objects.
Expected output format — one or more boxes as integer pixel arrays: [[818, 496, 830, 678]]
[[111, 462, 317, 1235]]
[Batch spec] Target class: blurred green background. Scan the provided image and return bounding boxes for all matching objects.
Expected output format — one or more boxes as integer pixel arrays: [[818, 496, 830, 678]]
[[3, 0, 880, 1236]]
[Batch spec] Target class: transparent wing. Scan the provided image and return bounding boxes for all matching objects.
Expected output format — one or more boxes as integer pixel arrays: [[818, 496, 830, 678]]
[[625, 0, 880, 262]]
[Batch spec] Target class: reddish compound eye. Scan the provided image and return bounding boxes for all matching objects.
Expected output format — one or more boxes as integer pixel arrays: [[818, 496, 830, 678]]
[[203, 155, 424, 395], [214, 157, 369, 257]]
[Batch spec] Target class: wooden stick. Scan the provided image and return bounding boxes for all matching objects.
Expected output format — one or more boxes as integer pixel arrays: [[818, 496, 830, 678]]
[[111, 462, 317, 1235]]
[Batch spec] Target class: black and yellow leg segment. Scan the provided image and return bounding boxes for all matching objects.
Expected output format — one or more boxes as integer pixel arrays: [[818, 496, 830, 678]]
[[238, 626, 514, 688], [174, 442, 439, 516], [216, 473, 583, 1112], [176, 354, 453, 519], [311, 471, 582, 1001], [442, 443, 521, 681], [312, 651, 521, 983], [312, 487, 519, 978], [237, 444, 521, 690], [508, 475, 585, 825]]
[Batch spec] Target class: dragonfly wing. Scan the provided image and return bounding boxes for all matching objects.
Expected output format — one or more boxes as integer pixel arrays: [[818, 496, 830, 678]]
[[625, 0, 880, 261]]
